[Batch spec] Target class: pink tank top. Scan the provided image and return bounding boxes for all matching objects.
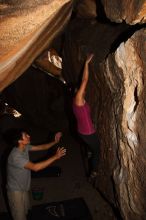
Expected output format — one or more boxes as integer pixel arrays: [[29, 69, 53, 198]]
[[73, 100, 96, 135]]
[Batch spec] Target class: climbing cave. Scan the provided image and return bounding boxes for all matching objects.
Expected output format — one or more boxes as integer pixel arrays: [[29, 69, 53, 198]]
[[0, 1, 146, 220]]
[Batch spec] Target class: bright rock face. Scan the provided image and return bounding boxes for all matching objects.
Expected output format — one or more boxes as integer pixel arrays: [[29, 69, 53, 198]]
[[101, 29, 146, 220], [0, 0, 72, 91], [101, 0, 146, 24]]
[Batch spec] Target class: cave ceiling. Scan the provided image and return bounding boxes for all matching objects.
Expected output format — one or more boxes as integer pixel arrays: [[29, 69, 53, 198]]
[[0, 0, 73, 91]]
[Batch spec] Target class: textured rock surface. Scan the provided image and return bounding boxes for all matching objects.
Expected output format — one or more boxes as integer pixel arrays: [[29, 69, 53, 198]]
[[62, 17, 146, 219], [0, 0, 72, 91], [74, 0, 97, 18], [62, 17, 130, 210], [101, 0, 146, 24], [101, 28, 146, 220]]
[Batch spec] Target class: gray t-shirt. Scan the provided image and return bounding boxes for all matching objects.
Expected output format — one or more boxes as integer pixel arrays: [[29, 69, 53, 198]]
[[7, 144, 32, 191]]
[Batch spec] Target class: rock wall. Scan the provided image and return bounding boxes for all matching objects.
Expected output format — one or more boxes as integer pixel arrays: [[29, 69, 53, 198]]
[[62, 5, 146, 219], [0, 0, 73, 91], [74, 0, 97, 18], [102, 28, 146, 220], [101, 0, 146, 24], [62, 17, 131, 212], [96, 1, 146, 218]]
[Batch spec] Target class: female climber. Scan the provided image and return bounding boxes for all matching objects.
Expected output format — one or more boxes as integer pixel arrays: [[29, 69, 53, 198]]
[[72, 54, 100, 184]]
